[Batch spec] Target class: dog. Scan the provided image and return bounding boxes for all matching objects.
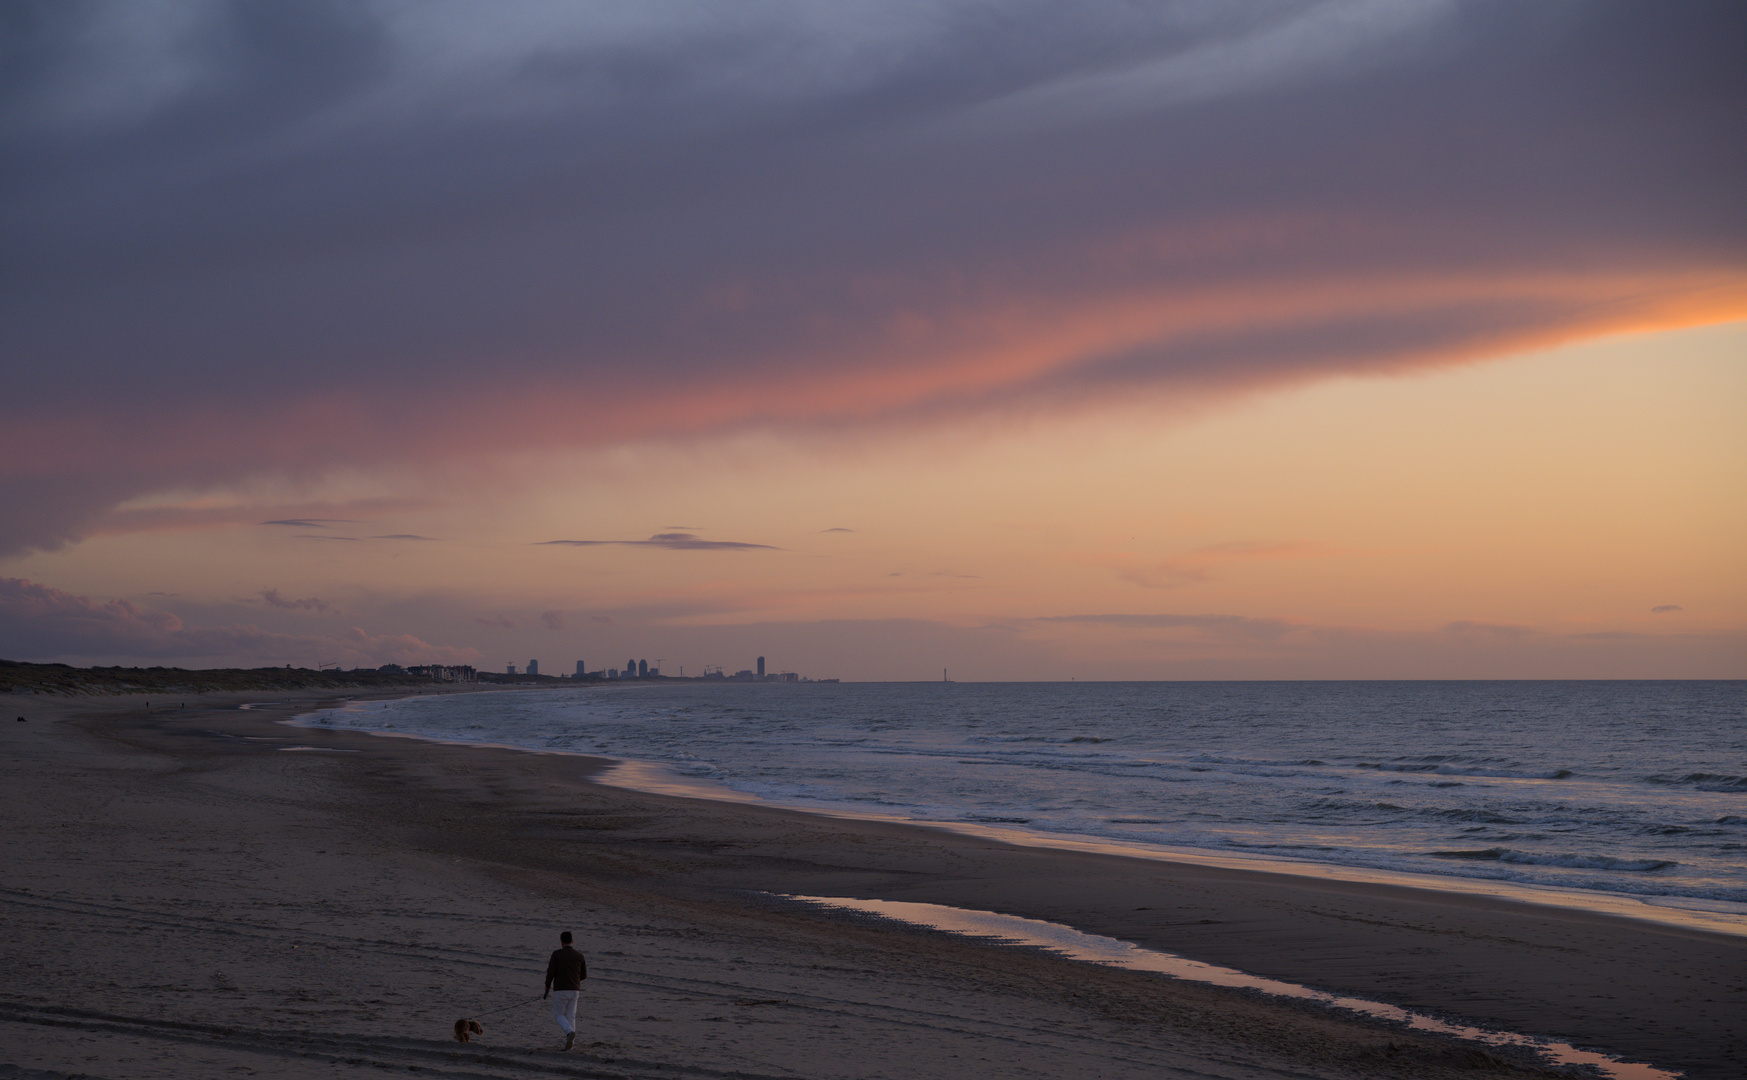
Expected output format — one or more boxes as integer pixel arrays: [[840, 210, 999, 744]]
[[453, 1018, 484, 1042]]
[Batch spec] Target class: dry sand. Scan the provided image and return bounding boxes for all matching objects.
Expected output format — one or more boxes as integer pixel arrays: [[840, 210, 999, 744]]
[[2, 690, 1740, 1079]]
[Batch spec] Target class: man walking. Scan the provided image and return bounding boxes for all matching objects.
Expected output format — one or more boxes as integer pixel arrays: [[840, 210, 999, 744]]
[[543, 931, 587, 1049]]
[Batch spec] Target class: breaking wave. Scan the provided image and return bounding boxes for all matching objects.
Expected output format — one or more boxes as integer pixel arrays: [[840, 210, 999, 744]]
[[1430, 848, 1677, 872]]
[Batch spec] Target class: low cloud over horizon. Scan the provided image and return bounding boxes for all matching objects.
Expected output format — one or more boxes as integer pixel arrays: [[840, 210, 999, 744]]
[[3, 575, 1740, 681], [0, 577, 477, 669]]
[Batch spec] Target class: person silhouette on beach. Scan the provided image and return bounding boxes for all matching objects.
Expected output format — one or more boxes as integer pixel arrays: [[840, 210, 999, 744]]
[[543, 931, 587, 1050]]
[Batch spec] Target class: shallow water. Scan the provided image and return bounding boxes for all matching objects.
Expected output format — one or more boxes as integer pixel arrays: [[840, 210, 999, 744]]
[[782, 894, 1679, 1080], [298, 680, 1747, 918]]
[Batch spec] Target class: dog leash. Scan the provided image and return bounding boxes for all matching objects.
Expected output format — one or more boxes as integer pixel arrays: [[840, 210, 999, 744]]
[[466, 994, 544, 1020]]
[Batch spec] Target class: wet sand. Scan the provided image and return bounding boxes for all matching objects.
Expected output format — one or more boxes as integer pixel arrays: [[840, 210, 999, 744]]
[[2, 689, 1740, 1079]]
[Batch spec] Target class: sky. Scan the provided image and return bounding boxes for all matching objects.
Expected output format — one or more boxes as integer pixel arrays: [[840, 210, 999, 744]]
[[2, 0, 1742, 679]]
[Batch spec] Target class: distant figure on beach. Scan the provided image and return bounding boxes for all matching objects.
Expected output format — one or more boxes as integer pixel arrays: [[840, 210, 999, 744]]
[[543, 930, 587, 1050]]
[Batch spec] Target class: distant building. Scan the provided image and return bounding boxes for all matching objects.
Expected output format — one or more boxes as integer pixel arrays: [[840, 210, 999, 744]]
[[507, 664, 517, 675], [757, 656, 765, 678], [624, 659, 636, 678], [638, 659, 648, 678], [576, 660, 586, 678], [607, 668, 619, 679], [528, 659, 539, 677], [407, 665, 476, 682]]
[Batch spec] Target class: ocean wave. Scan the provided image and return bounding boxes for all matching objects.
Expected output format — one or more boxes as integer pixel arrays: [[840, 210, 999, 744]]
[[1429, 848, 1676, 872], [1355, 761, 1572, 780], [1181, 752, 1345, 771], [971, 734, 1116, 746], [1429, 808, 1520, 824], [1646, 772, 1747, 791], [1306, 799, 1520, 824]]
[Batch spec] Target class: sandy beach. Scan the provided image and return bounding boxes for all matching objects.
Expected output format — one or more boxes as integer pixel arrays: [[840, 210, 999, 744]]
[[2, 689, 1740, 1080]]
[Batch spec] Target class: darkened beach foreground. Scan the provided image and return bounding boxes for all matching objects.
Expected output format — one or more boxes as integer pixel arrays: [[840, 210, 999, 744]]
[[3, 691, 1740, 1080]]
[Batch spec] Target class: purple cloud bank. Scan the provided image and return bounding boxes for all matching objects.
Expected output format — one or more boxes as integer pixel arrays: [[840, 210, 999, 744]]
[[0, 2, 1741, 554]]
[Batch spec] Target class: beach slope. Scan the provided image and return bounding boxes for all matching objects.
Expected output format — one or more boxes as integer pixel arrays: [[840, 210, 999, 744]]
[[2, 692, 1738, 1079]]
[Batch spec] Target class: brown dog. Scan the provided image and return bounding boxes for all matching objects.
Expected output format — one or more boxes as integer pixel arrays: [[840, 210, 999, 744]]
[[452, 1018, 484, 1042]]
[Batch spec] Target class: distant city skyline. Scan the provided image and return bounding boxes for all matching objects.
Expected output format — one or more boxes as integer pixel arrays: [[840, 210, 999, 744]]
[[493, 654, 816, 683]]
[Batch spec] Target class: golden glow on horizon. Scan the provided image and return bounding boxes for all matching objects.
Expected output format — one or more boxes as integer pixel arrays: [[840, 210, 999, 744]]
[[7, 320, 1742, 678]]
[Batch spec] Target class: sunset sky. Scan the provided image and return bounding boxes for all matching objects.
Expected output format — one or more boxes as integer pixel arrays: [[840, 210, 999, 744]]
[[3, 1, 1742, 679]]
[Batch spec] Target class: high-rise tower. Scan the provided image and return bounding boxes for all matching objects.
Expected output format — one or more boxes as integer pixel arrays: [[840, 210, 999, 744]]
[[757, 656, 765, 678]]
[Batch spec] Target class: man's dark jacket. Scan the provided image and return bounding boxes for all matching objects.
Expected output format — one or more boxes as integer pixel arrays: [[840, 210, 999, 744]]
[[546, 945, 587, 992]]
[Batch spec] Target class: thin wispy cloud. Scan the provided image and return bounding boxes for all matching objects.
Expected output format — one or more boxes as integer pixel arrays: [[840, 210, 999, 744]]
[[371, 534, 442, 541], [945, 0, 1454, 133], [539, 533, 779, 551], [256, 588, 331, 613], [80, 501, 428, 541], [1651, 605, 1684, 614]]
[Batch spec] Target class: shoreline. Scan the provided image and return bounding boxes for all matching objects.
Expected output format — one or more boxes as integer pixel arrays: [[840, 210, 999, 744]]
[[294, 688, 1747, 939], [5, 688, 1743, 1078]]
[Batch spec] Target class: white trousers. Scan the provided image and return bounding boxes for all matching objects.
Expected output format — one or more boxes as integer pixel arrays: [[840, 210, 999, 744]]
[[550, 990, 578, 1035]]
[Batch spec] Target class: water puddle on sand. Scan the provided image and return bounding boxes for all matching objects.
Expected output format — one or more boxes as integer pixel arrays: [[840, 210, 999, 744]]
[[782, 895, 1679, 1080]]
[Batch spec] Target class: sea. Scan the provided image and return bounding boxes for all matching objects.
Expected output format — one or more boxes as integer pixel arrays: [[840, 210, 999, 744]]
[[298, 680, 1746, 923]]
